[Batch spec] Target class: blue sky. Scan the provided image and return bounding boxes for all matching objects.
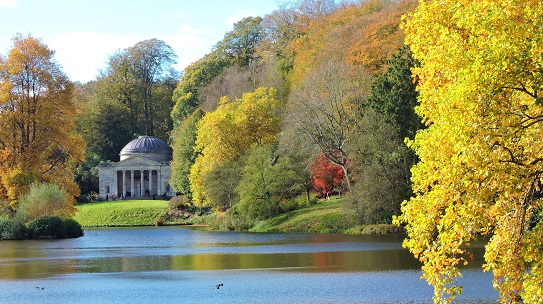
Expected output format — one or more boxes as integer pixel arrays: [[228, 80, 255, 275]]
[[0, 0, 279, 82]]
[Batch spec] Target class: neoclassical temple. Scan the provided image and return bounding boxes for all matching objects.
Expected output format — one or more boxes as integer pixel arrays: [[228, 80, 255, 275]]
[[98, 136, 174, 199]]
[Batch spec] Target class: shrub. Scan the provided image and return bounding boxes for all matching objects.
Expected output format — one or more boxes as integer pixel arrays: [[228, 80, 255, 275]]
[[17, 183, 75, 221], [0, 218, 26, 240], [208, 211, 254, 231], [62, 218, 84, 238], [77, 195, 91, 204], [280, 193, 319, 213], [187, 204, 211, 216], [168, 195, 191, 209], [28, 216, 66, 239]]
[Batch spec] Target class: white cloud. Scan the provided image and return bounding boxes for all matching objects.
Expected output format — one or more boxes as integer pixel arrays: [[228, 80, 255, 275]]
[[47, 32, 140, 83], [0, 0, 16, 8]]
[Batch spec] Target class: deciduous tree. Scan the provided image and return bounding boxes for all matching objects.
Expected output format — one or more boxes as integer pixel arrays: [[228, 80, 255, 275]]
[[171, 17, 264, 126], [0, 34, 84, 209], [190, 88, 282, 205], [170, 109, 203, 196], [202, 158, 241, 211], [102, 38, 177, 139], [170, 51, 229, 125], [310, 153, 344, 198], [214, 16, 264, 67], [397, 1, 543, 302], [349, 109, 411, 224], [347, 46, 420, 224], [236, 144, 301, 220], [286, 60, 369, 193], [76, 96, 132, 162]]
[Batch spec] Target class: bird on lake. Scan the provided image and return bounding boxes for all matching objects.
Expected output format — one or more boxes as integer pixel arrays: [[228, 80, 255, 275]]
[[215, 283, 224, 289]]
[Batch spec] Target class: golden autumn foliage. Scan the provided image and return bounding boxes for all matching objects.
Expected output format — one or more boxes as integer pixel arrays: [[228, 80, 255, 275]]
[[190, 88, 282, 205], [288, 0, 416, 87], [0, 34, 84, 210], [397, 0, 543, 302]]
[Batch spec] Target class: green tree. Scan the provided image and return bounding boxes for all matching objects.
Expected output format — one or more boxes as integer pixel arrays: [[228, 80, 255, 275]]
[[170, 51, 229, 124], [349, 109, 411, 224], [74, 152, 100, 197], [278, 133, 315, 202], [76, 96, 133, 162], [170, 109, 204, 196], [348, 46, 421, 224], [171, 16, 264, 125], [366, 45, 420, 140], [235, 144, 301, 220], [215, 16, 264, 67], [129, 39, 177, 137], [201, 158, 242, 211], [397, 0, 543, 302], [102, 38, 177, 139]]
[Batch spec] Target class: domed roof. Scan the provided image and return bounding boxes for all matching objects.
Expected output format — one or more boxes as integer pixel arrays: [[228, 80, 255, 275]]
[[120, 136, 172, 159]]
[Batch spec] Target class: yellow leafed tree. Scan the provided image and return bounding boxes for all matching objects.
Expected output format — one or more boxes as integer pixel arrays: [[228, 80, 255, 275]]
[[0, 34, 84, 210], [189, 87, 282, 206], [397, 0, 543, 303]]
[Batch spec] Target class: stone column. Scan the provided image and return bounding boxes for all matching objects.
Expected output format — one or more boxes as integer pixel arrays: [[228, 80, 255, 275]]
[[112, 169, 118, 197], [157, 168, 162, 196], [121, 170, 125, 196], [136, 170, 141, 197], [142, 170, 145, 196], [130, 170, 134, 197], [149, 170, 153, 195]]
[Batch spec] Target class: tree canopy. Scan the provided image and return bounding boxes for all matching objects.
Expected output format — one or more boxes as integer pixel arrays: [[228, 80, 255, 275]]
[[0, 34, 84, 208], [170, 108, 203, 197], [190, 87, 282, 206], [77, 39, 177, 162], [102, 38, 177, 140], [397, 0, 543, 302]]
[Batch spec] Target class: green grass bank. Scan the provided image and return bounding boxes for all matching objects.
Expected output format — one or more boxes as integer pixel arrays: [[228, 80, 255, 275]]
[[74, 198, 402, 234], [251, 199, 403, 234], [74, 200, 187, 227]]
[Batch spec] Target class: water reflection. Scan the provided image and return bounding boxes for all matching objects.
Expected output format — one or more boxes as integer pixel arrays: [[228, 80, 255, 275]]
[[0, 227, 485, 280], [0, 227, 497, 303]]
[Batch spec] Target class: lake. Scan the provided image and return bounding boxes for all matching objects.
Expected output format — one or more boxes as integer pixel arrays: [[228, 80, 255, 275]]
[[0, 226, 497, 303]]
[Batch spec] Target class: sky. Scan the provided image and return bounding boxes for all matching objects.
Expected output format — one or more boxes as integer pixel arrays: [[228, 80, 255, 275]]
[[0, 0, 279, 83]]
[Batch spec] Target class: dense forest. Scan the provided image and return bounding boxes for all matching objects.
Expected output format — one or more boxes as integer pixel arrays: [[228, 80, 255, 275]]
[[166, 0, 420, 227], [70, 0, 421, 229], [3, 0, 543, 302]]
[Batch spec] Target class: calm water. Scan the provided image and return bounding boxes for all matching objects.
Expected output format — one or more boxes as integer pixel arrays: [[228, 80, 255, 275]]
[[0, 226, 497, 303]]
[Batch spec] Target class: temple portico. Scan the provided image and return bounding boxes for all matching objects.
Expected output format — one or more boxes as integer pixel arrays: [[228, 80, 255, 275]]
[[98, 136, 174, 199]]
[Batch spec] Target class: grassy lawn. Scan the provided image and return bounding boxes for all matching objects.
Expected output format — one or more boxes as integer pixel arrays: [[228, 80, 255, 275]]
[[251, 198, 403, 234], [74, 197, 403, 234], [74, 200, 170, 227], [251, 198, 357, 233]]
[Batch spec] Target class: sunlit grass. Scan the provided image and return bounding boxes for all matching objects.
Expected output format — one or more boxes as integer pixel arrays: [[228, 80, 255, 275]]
[[251, 198, 357, 233], [74, 200, 169, 227]]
